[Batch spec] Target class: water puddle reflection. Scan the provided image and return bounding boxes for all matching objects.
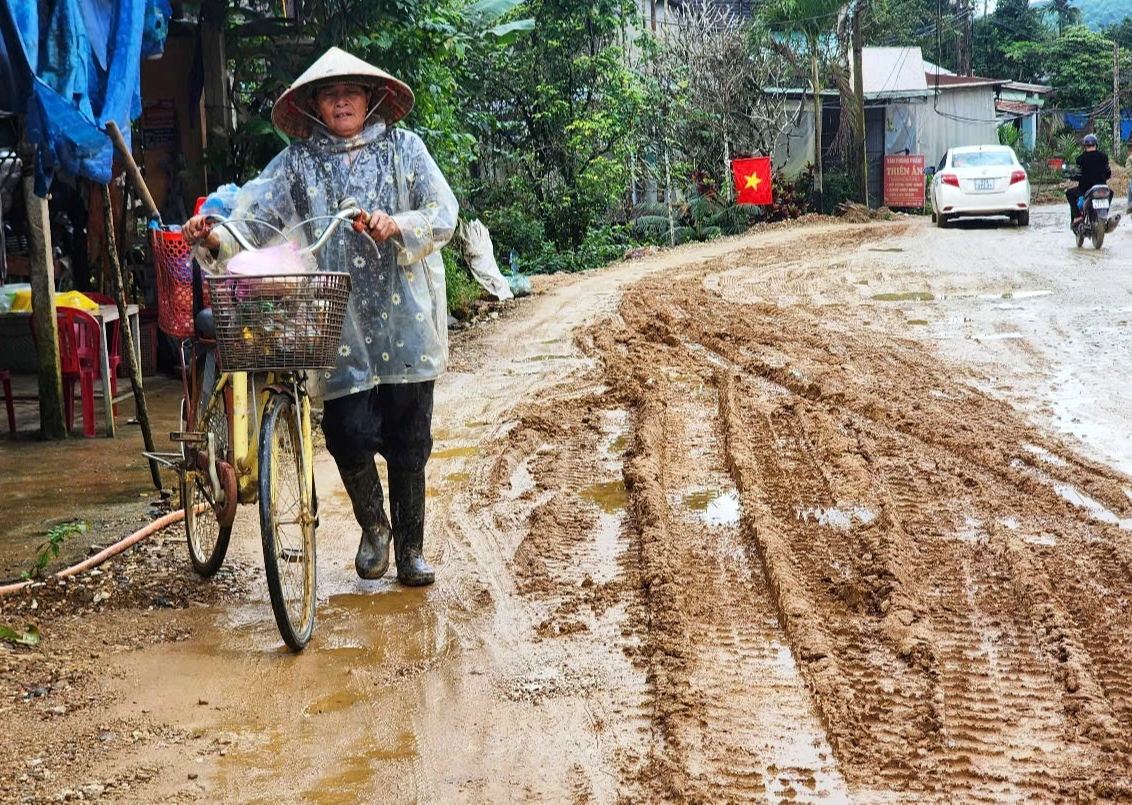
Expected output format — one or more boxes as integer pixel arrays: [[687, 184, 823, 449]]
[[682, 489, 741, 526], [581, 480, 629, 514], [432, 446, 483, 460], [871, 292, 935, 302]]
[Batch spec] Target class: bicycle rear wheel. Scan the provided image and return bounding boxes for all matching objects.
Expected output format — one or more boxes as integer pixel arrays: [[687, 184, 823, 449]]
[[182, 352, 234, 577], [259, 391, 316, 651]]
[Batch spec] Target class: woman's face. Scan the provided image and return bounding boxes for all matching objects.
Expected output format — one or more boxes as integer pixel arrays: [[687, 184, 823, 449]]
[[314, 83, 369, 138]]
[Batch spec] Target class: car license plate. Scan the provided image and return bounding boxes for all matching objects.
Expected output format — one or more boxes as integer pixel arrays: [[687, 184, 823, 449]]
[[1093, 198, 1110, 209], [975, 178, 994, 190]]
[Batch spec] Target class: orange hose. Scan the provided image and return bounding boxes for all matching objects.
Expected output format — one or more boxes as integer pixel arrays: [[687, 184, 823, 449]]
[[0, 508, 187, 597]]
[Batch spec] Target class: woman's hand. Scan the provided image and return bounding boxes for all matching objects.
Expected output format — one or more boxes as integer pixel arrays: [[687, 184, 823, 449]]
[[361, 210, 400, 244], [183, 215, 220, 250]]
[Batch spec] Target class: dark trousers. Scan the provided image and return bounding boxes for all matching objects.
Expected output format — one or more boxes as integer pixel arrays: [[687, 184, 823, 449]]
[[322, 381, 435, 474], [1067, 186, 1085, 223]]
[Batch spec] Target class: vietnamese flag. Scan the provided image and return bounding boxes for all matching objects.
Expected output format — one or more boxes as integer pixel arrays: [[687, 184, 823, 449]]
[[732, 156, 773, 205]]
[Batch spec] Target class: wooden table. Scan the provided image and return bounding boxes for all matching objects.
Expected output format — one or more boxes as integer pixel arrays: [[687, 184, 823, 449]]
[[93, 304, 140, 437]]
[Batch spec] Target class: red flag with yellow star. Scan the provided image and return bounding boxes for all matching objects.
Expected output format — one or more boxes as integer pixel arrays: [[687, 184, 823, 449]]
[[731, 156, 773, 205]]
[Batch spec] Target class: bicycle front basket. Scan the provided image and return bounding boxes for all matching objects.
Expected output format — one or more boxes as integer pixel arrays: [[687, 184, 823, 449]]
[[204, 271, 352, 371]]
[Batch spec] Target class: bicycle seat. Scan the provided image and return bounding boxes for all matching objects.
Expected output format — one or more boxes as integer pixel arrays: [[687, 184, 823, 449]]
[[195, 307, 216, 340]]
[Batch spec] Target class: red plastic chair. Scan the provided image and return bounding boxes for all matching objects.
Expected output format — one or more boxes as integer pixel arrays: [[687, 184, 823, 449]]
[[30, 307, 116, 437], [0, 369, 14, 434]]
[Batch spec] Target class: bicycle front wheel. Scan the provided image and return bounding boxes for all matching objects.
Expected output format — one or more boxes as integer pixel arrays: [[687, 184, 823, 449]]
[[259, 391, 316, 651], [183, 352, 234, 577]]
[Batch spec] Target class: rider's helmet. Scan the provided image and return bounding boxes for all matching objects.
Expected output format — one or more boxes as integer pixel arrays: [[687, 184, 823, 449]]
[[1083, 133, 1099, 147]]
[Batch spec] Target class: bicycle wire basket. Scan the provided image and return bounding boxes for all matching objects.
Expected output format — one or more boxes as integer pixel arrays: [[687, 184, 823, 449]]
[[204, 272, 352, 371]]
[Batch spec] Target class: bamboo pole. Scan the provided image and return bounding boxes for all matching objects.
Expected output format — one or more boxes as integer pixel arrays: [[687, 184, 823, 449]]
[[18, 138, 66, 439], [101, 184, 162, 490]]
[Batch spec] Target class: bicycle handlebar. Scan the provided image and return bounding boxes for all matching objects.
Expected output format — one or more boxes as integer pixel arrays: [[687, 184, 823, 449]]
[[203, 197, 365, 255]]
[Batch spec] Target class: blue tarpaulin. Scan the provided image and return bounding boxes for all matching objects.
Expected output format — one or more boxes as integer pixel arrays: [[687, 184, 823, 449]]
[[0, 0, 169, 195]]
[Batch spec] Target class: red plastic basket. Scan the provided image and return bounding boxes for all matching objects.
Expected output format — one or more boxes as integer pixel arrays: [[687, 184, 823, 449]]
[[151, 228, 206, 338]]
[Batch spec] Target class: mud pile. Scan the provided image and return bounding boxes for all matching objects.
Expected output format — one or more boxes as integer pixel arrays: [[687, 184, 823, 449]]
[[491, 227, 1132, 800]]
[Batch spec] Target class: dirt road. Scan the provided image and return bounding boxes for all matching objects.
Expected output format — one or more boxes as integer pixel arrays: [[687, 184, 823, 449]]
[[5, 207, 1132, 803]]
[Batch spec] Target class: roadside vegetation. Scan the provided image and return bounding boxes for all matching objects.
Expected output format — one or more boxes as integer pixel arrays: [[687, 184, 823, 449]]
[[198, 0, 1131, 307]]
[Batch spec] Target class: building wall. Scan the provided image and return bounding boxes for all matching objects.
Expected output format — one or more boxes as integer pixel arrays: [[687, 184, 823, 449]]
[[911, 87, 999, 169], [139, 30, 208, 224]]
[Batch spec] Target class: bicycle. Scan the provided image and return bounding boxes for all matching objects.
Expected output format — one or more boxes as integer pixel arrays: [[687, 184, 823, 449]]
[[147, 201, 364, 651]]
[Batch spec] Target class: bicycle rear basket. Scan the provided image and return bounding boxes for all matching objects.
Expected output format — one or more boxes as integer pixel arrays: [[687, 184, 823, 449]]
[[204, 272, 352, 371], [151, 227, 205, 339]]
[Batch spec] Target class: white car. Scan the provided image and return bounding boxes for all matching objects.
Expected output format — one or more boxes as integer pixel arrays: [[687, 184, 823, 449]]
[[927, 145, 1031, 227]]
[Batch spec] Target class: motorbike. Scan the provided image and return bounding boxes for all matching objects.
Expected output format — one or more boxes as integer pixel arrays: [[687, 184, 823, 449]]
[[1064, 166, 1121, 250]]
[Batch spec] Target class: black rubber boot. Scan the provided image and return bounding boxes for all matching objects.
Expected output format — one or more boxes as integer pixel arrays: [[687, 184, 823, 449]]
[[388, 468, 435, 587], [339, 461, 392, 580]]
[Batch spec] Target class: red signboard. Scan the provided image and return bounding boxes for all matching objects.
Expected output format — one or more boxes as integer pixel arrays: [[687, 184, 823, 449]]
[[883, 154, 926, 208]]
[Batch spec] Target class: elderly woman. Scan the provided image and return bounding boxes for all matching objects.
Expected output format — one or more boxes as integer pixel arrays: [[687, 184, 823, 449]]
[[183, 47, 458, 587]]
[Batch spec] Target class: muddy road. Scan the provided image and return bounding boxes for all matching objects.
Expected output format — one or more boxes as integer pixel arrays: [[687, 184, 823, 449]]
[[5, 207, 1132, 803]]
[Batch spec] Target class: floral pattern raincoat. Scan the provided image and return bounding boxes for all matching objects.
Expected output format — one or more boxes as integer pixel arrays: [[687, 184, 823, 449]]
[[210, 120, 457, 400]]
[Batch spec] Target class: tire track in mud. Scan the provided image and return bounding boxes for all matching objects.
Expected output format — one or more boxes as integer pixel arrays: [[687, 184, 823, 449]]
[[590, 230, 1132, 799], [598, 332, 848, 801]]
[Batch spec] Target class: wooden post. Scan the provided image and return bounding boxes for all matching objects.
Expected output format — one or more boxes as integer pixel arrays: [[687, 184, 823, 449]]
[[200, 0, 233, 168], [101, 185, 162, 490], [18, 139, 67, 439], [852, 1, 869, 206]]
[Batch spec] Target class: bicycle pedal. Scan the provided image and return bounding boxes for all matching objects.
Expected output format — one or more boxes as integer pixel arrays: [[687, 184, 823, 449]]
[[170, 431, 208, 444], [280, 548, 305, 564]]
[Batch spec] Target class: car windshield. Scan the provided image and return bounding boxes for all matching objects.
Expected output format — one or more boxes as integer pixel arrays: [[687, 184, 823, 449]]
[[950, 151, 1014, 168]]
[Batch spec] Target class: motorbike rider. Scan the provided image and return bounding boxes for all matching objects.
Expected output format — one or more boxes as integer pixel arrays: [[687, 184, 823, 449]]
[[1066, 133, 1111, 226]]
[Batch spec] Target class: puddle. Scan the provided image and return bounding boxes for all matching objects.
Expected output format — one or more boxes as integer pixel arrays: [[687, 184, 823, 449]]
[[581, 480, 629, 514], [426, 487, 440, 498], [1011, 458, 1132, 530], [610, 434, 630, 454], [304, 690, 361, 717], [972, 332, 1023, 341], [907, 319, 929, 327], [1053, 483, 1132, 530], [795, 506, 876, 529], [519, 354, 572, 362], [683, 489, 741, 526], [871, 292, 935, 302], [431, 446, 483, 459], [867, 247, 905, 253], [445, 472, 470, 483]]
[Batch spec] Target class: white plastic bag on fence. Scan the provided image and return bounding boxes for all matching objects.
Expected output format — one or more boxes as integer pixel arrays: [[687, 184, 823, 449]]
[[458, 219, 513, 301]]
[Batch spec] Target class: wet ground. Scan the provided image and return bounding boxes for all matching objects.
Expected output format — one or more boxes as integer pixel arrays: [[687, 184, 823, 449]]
[[4, 207, 1132, 802], [0, 375, 184, 580]]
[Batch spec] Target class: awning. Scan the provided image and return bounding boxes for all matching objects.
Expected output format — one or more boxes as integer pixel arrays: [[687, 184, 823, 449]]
[[0, 0, 170, 195]]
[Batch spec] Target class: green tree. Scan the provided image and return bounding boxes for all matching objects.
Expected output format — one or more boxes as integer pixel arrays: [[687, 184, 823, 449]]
[[1037, 0, 1083, 35], [463, 0, 643, 256], [762, 0, 846, 211], [1007, 25, 1127, 108]]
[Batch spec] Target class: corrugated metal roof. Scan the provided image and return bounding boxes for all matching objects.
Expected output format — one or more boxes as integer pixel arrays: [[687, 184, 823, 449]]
[[927, 73, 1010, 89], [860, 47, 928, 95], [996, 99, 1040, 114]]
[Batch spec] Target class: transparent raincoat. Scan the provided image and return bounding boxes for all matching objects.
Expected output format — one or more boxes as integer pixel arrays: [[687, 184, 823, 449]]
[[207, 120, 457, 399]]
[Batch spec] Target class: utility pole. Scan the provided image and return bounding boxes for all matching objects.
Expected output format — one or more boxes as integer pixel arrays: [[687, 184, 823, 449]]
[[1115, 43, 1122, 162], [853, 0, 869, 206]]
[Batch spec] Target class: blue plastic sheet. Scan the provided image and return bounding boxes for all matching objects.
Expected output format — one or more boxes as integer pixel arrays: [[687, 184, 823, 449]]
[[0, 0, 169, 195]]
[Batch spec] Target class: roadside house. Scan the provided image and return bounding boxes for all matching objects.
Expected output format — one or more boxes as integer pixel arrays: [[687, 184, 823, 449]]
[[773, 46, 1007, 205]]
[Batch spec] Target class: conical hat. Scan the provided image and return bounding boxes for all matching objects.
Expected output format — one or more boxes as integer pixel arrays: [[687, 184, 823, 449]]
[[271, 47, 415, 139]]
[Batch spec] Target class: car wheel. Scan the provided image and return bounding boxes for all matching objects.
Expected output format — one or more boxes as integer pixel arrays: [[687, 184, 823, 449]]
[[1016, 211, 1029, 227], [931, 210, 937, 224], [936, 213, 949, 229]]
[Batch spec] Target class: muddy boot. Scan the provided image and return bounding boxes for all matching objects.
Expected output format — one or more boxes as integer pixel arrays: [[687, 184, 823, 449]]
[[339, 461, 392, 580], [388, 468, 434, 587]]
